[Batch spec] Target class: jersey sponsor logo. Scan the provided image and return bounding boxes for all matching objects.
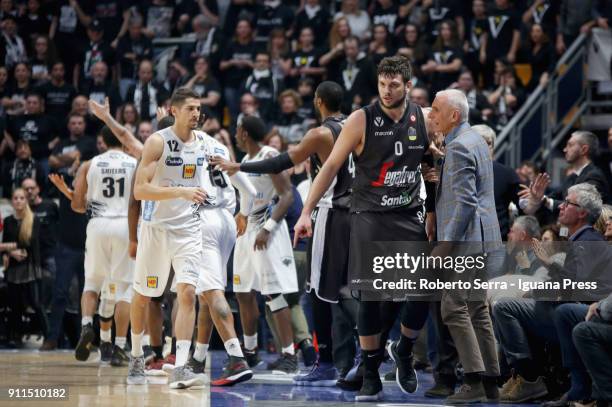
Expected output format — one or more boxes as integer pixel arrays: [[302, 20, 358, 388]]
[[381, 192, 412, 207], [108, 283, 116, 295], [233, 275, 241, 285], [407, 127, 417, 141], [214, 147, 225, 155], [165, 156, 183, 166], [97, 161, 109, 167], [182, 164, 196, 179], [374, 130, 393, 136], [197, 157, 205, 166], [122, 161, 136, 168], [374, 116, 384, 127], [372, 162, 419, 187], [146, 276, 158, 288]]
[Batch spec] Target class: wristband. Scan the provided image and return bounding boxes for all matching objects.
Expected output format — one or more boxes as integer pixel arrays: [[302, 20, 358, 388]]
[[263, 218, 278, 232]]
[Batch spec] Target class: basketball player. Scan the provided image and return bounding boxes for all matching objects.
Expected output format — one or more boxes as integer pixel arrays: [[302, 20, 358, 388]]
[[231, 115, 299, 374], [70, 127, 137, 366], [211, 81, 354, 385], [295, 56, 435, 401], [127, 87, 207, 389]]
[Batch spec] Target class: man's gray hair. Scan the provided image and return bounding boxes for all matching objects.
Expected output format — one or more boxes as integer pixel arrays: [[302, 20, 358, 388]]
[[568, 183, 603, 224], [436, 89, 469, 123], [513, 215, 541, 238], [472, 124, 496, 149], [572, 130, 599, 158]]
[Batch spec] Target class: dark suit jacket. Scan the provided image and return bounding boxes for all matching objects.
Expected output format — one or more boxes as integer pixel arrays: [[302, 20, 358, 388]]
[[550, 162, 611, 209], [493, 161, 522, 240]]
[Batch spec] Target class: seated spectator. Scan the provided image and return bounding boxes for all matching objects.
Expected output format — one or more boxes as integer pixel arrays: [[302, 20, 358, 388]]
[[454, 70, 494, 125], [116, 14, 153, 100], [368, 24, 395, 67], [175, 0, 219, 36], [136, 121, 153, 143], [29, 35, 56, 86], [421, 19, 464, 97], [0, 14, 27, 69], [126, 59, 169, 122], [0, 65, 8, 116], [116, 103, 140, 136], [334, 36, 377, 113], [70, 94, 101, 136], [334, 0, 371, 42], [370, 0, 404, 36], [160, 58, 189, 95], [409, 87, 430, 108], [242, 52, 282, 125], [49, 113, 96, 173], [3, 62, 32, 116], [264, 131, 287, 154], [274, 89, 304, 143], [267, 29, 291, 82], [396, 23, 427, 67], [74, 19, 115, 89], [421, 0, 464, 44], [18, 0, 51, 50], [594, 204, 612, 236], [286, 27, 326, 89], [487, 64, 526, 130], [254, 0, 294, 48], [137, 0, 175, 39], [185, 14, 224, 75], [236, 93, 262, 130], [320, 17, 351, 83], [37, 62, 77, 119], [5, 92, 59, 173], [1, 140, 45, 198], [521, 0, 560, 42], [521, 23, 556, 90], [296, 78, 316, 125], [2, 187, 47, 347], [183, 56, 222, 119], [516, 160, 540, 185], [79, 61, 121, 113], [292, 0, 331, 49]]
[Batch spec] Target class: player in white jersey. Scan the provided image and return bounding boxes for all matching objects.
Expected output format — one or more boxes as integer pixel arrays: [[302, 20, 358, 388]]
[[127, 88, 207, 389], [231, 116, 300, 374], [70, 127, 137, 365]]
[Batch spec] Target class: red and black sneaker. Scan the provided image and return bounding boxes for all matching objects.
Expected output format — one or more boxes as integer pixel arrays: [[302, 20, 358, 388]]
[[211, 356, 253, 387]]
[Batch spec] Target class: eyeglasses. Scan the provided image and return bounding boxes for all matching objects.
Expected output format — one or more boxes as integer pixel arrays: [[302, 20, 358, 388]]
[[561, 199, 581, 208]]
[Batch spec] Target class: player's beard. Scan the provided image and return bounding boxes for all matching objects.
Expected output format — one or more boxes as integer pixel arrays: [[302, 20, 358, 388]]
[[380, 91, 406, 110]]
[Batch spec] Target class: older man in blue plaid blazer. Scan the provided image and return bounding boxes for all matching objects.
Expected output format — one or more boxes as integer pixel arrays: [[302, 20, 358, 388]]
[[429, 89, 501, 404]]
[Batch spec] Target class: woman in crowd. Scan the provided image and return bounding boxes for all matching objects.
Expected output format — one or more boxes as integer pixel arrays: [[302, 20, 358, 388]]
[[29, 35, 56, 85], [522, 23, 556, 90], [369, 24, 395, 67], [183, 56, 222, 118], [334, 0, 371, 42], [421, 19, 464, 96], [116, 102, 140, 136]]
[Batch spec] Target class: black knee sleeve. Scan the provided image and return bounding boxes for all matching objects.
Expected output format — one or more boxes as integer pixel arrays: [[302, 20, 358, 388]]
[[357, 301, 383, 336]]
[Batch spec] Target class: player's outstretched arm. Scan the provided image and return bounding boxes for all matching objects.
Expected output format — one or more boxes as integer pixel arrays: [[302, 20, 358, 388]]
[[133, 134, 206, 203], [89, 97, 144, 159], [71, 160, 91, 213]]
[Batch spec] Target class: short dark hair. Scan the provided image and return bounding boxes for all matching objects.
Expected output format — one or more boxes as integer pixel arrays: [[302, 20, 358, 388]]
[[25, 92, 43, 101], [158, 115, 175, 129], [315, 81, 343, 112], [240, 115, 267, 142], [101, 126, 121, 148], [377, 55, 412, 83], [170, 87, 200, 107], [67, 112, 85, 122]]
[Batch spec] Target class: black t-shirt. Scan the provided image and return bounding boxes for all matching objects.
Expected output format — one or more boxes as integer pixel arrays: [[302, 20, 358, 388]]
[[487, 8, 521, 58], [525, 0, 559, 38], [29, 57, 51, 85], [297, 95, 315, 121], [52, 135, 97, 164], [52, 0, 93, 37], [138, 0, 176, 39], [293, 7, 331, 48], [189, 75, 222, 117], [428, 46, 463, 93], [79, 80, 122, 114], [423, 0, 461, 41], [117, 34, 154, 80], [221, 41, 258, 86], [31, 199, 59, 258], [352, 101, 429, 212], [57, 180, 87, 250], [36, 81, 77, 118], [93, 0, 132, 42], [18, 12, 52, 47], [372, 2, 401, 33], [79, 40, 116, 82], [254, 4, 294, 46], [467, 17, 488, 53], [288, 47, 323, 88], [7, 114, 58, 159]]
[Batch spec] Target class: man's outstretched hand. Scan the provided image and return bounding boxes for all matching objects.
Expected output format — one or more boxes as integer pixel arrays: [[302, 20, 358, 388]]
[[209, 156, 240, 176]]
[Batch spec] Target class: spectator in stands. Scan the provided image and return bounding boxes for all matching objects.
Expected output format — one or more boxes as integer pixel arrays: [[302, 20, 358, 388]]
[[37, 62, 77, 119], [5, 92, 59, 172], [1, 140, 45, 198], [138, 0, 175, 39], [49, 113, 96, 173], [0, 0, 18, 20], [222, 0, 257, 38], [454, 70, 494, 125], [397, 23, 427, 65], [21, 177, 58, 310], [488, 64, 526, 130], [287, 27, 326, 89], [464, 0, 489, 87], [116, 14, 154, 100], [320, 17, 352, 82], [116, 103, 140, 136], [74, 19, 115, 89], [573, 292, 612, 405], [133, 121, 152, 143], [236, 92, 262, 130], [421, 19, 464, 96], [242, 52, 282, 124], [335, 36, 376, 113], [522, 0, 560, 41], [522, 23, 556, 90], [70, 94, 100, 136], [0, 14, 27, 69], [516, 160, 540, 185], [595, 127, 612, 185], [79, 61, 121, 114], [474, 124, 521, 240], [264, 131, 287, 154], [296, 78, 316, 124], [186, 14, 224, 75], [557, 0, 596, 54], [86, 0, 130, 47], [219, 18, 256, 121], [334, 0, 371, 42], [254, 0, 294, 48], [274, 89, 304, 143], [0, 65, 8, 115], [409, 86, 430, 108], [160, 58, 189, 95], [126, 59, 169, 122], [293, 0, 331, 48], [2, 187, 47, 348], [368, 24, 395, 67], [421, 0, 464, 44], [371, 0, 404, 36], [4, 62, 31, 116], [29, 35, 56, 86], [267, 28, 291, 82], [18, 0, 51, 48], [486, 0, 521, 64], [183, 56, 222, 119], [594, 0, 612, 29], [594, 204, 612, 236]]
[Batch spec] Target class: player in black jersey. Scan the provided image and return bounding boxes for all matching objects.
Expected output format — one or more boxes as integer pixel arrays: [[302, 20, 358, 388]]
[[295, 56, 436, 401], [211, 81, 357, 386]]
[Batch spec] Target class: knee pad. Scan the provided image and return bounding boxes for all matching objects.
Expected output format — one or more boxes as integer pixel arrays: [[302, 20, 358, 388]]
[[266, 294, 289, 313], [98, 297, 115, 319]]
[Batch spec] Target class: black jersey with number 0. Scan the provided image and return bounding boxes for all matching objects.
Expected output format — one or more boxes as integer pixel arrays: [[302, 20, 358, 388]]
[[352, 101, 429, 212], [310, 115, 353, 209]]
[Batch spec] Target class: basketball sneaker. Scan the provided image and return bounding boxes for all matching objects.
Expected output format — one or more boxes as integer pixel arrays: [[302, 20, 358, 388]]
[[75, 323, 95, 361], [271, 353, 299, 375], [243, 348, 262, 368], [355, 371, 383, 402], [387, 340, 418, 394], [100, 342, 113, 364], [127, 355, 146, 385], [293, 362, 338, 386], [111, 345, 129, 367], [186, 357, 206, 374], [211, 356, 253, 387], [168, 365, 206, 389]]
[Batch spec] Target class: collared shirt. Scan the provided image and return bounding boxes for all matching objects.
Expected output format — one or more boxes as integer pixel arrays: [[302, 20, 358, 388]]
[[572, 161, 590, 177], [568, 224, 592, 241], [444, 121, 471, 146]]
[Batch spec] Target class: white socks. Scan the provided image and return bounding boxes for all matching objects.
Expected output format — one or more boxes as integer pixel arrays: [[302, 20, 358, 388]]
[[193, 342, 209, 362], [131, 331, 144, 357], [225, 338, 243, 358], [281, 344, 295, 355], [175, 340, 191, 367], [142, 334, 150, 347], [100, 329, 111, 343], [82, 316, 93, 326], [115, 336, 126, 349], [244, 334, 257, 350]]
